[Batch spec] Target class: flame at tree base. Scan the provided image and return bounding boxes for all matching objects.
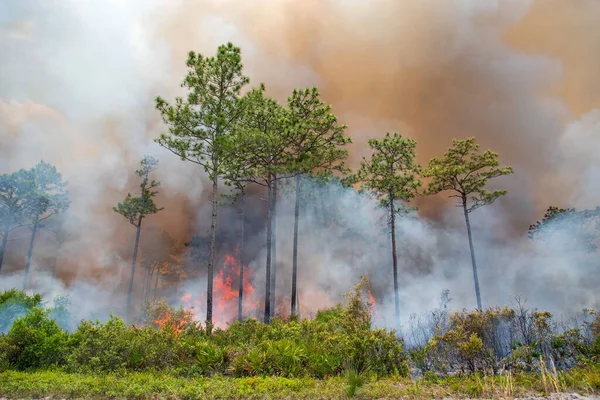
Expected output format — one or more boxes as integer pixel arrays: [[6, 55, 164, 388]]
[[169, 253, 380, 329], [154, 308, 193, 337], [179, 252, 260, 329]]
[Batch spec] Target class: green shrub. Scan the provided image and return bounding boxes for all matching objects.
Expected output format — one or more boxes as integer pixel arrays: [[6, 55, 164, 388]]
[[6, 282, 598, 380], [4, 307, 68, 370], [0, 289, 42, 333], [67, 315, 178, 372]]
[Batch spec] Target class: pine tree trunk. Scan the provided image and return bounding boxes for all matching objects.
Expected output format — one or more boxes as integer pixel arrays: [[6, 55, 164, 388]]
[[153, 267, 160, 302], [238, 194, 245, 322], [462, 196, 482, 310], [126, 217, 143, 322], [23, 220, 39, 290], [291, 174, 301, 316], [264, 176, 273, 323], [148, 267, 154, 301], [146, 266, 154, 303], [207, 165, 219, 329], [270, 176, 277, 315], [142, 265, 149, 302], [389, 193, 401, 334], [0, 223, 10, 273]]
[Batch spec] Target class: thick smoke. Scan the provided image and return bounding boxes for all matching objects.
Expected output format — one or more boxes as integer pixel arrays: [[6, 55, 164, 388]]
[[0, 0, 599, 328]]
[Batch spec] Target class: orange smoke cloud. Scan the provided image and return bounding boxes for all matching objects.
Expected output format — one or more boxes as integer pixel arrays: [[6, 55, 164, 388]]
[[0, 0, 599, 319]]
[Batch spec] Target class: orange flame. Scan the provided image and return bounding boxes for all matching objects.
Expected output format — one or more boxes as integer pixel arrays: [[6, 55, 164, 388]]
[[367, 289, 376, 307], [180, 251, 260, 328], [367, 289, 377, 317], [154, 309, 192, 337]]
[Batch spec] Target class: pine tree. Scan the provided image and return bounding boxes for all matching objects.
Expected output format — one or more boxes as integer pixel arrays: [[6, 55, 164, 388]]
[[23, 161, 70, 289], [423, 138, 513, 310], [0, 169, 37, 273], [286, 87, 351, 316], [224, 84, 289, 323], [113, 155, 163, 321], [156, 43, 249, 328], [352, 132, 421, 333]]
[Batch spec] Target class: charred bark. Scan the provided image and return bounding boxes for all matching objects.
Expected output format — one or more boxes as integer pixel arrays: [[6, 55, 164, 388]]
[[270, 176, 278, 315], [263, 176, 273, 323], [238, 194, 245, 321], [291, 174, 301, 316], [207, 163, 219, 329]]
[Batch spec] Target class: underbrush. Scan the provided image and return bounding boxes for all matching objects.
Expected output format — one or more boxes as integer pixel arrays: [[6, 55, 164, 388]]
[[0, 278, 408, 379], [1, 280, 599, 386], [406, 293, 600, 377], [1, 366, 599, 399]]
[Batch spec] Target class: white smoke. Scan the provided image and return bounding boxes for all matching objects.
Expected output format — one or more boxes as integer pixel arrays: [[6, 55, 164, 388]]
[[0, 0, 598, 332]]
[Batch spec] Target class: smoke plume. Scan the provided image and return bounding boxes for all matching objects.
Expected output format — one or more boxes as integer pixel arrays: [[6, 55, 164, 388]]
[[1, 0, 599, 328]]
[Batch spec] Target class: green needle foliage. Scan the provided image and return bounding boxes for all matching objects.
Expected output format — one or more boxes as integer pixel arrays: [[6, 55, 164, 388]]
[[423, 137, 513, 310], [114, 155, 163, 321], [0, 168, 38, 273], [224, 84, 289, 323], [352, 132, 421, 334], [528, 206, 600, 253], [23, 161, 70, 290], [286, 87, 351, 318], [155, 42, 249, 328], [286, 87, 350, 176]]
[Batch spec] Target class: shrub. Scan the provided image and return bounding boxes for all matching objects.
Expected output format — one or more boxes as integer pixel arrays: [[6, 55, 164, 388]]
[[2, 284, 597, 380], [67, 315, 178, 372], [4, 307, 69, 370], [0, 289, 42, 333]]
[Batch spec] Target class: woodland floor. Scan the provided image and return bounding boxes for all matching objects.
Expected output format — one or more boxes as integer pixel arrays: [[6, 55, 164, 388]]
[[1, 367, 600, 399]]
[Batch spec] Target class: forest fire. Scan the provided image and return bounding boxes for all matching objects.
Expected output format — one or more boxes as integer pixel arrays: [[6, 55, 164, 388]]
[[367, 289, 376, 309], [154, 309, 192, 337], [180, 251, 259, 328]]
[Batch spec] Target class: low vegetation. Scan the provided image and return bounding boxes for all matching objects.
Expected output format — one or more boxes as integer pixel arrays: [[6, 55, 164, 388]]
[[1, 281, 599, 399], [0, 279, 407, 380], [1, 366, 600, 399]]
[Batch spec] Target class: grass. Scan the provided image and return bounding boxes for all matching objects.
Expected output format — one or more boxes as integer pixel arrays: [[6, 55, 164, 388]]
[[344, 367, 366, 397], [1, 366, 600, 399]]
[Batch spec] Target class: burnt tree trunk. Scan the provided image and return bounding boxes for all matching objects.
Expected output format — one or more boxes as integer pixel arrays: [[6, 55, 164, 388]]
[[263, 175, 273, 323], [207, 163, 219, 329], [270, 176, 278, 315], [238, 194, 245, 321], [23, 220, 39, 290], [462, 195, 482, 310], [291, 174, 301, 316], [126, 216, 143, 322]]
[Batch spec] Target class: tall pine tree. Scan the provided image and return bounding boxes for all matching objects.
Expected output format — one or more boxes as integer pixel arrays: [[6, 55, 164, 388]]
[[156, 43, 249, 328], [352, 132, 421, 333], [423, 138, 513, 310], [23, 161, 70, 289], [286, 87, 351, 316], [114, 155, 163, 321], [0, 169, 37, 273]]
